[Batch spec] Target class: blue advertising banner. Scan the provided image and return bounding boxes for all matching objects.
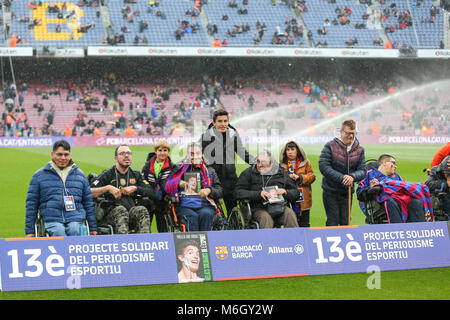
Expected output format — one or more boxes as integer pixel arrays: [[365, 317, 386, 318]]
[[208, 229, 310, 281], [0, 222, 449, 291], [305, 223, 450, 276], [0, 233, 177, 291]]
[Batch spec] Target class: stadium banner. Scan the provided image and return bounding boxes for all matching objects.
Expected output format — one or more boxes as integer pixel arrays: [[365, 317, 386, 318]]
[[87, 46, 400, 58], [0, 233, 178, 291], [0, 222, 449, 291], [0, 136, 74, 148], [0, 47, 33, 57], [417, 49, 450, 58], [359, 135, 450, 145], [1, 135, 448, 148], [70, 135, 449, 147]]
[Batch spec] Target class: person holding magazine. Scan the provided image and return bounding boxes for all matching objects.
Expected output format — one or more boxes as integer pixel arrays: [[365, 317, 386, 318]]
[[164, 142, 223, 231], [235, 149, 300, 229]]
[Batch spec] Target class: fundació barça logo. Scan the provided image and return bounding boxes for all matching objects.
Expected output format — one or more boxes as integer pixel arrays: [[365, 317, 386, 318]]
[[215, 246, 229, 260]]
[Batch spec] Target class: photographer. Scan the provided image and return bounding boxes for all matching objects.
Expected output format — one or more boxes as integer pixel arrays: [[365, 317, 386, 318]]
[[425, 155, 450, 220]]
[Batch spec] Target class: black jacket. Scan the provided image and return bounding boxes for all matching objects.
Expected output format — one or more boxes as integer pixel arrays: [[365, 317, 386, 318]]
[[425, 155, 449, 195], [235, 163, 300, 212], [141, 152, 174, 200], [91, 166, 155, 211], [200, 123, 255, 193]]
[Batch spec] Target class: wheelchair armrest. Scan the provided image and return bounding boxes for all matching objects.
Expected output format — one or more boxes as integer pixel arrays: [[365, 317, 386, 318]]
[[368, 185, 382, 197], [357, 186, 382, 202]]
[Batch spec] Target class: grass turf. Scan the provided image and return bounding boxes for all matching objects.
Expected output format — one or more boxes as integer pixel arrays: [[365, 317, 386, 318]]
[[0, 143, 449, 300]]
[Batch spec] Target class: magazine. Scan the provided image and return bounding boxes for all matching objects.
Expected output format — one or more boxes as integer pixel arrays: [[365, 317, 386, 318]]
[[263, 186, 284, 204], [181, 172, 201, 197]]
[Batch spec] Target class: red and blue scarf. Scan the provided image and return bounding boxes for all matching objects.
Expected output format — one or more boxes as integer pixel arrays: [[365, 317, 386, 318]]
[[377, 178, 434, 222], [287, 158, 301, 214], [164, 160, 212, 197]]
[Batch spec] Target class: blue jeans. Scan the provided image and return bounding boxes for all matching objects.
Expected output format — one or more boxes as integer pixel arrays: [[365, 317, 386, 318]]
[[385, 198, 426, 223], [44, 221, 83, 236], [177, 206, 215, 231]]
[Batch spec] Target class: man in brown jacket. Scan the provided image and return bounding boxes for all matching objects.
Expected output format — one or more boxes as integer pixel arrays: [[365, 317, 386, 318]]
[[279, 141, 316, 227]]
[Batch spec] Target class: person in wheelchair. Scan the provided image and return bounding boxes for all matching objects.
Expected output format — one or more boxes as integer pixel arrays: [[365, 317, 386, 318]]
[[141, 139, 175, 232], [235, 149, 300, 229], [25, 140, 97, 237], [357, 154, 433, 223], [90, 144, 156, 234], [164, 142, 223, 232], [425, 155, 450, 220]]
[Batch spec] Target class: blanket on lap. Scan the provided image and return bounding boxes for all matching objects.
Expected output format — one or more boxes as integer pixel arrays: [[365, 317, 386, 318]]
[[377, 178, 434, 222]]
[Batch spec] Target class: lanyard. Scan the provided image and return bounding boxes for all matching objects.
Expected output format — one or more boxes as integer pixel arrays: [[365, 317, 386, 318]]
[[261, 174, 273, 190]]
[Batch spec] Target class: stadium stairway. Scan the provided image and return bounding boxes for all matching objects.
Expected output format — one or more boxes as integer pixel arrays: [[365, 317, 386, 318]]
[[443, 9, 450, 48]]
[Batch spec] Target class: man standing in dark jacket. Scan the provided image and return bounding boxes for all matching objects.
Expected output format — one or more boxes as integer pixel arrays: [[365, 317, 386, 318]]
[[319, 119, 366, 226], [25, 140, 97, 237], [235, 149, 299, 228], [200, 109, 255, 216]]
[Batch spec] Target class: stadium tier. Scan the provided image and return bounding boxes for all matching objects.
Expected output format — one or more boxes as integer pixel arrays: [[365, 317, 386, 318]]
[[10, 1, 104, 47], [3, 75, 448, 137], [1, 0, 446, 49]]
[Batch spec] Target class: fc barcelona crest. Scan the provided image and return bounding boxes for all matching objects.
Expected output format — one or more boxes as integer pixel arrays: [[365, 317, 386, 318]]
[[215, 246, 229, 261]]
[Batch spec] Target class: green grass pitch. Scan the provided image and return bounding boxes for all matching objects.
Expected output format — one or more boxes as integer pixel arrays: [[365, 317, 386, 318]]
[[0, 143, 449, 300]]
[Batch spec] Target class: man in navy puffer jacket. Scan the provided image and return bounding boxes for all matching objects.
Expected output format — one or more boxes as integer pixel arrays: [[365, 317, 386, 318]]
[[319, 120, 366, 226], [25, 140, 97, 237]]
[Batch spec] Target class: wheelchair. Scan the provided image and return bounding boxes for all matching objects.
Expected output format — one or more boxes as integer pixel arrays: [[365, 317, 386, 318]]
[[35, 213, 91, 237], [92, 193, 163, 235], [227, 201, 247, 230], [357, 185, 389, 224], [170, 195, 228, 232], [161, 196, 188, 232], [430, 191, 449, 221], [92, 195, 116, 235], [230, 199, 293, 229], [211, 198, 228, 231], [357, 159, 389, 225]]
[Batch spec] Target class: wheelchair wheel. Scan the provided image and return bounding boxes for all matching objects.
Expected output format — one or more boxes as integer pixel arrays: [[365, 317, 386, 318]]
[[227, 207, 245, 230], [35, 215, 48, 237], [163, 212, 181, 233], [365, 200, 388, 224], [212, 212, 228, 231], [165, 205, 187, 232]]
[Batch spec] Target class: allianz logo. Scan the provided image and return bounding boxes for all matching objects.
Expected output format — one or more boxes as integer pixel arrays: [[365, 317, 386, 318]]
[[268, 244, 304, 255]]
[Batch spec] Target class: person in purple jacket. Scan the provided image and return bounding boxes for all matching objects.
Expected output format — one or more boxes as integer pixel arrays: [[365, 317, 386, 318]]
[[319, 119, 366, 226]]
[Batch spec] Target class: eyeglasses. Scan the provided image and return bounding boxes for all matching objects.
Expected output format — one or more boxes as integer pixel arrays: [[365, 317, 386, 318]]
[[342, 130, 356, 136], [257, 159, 271, 165], [118, 151, 132, 156]]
